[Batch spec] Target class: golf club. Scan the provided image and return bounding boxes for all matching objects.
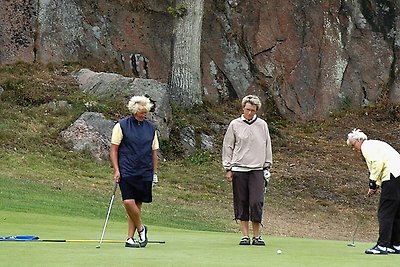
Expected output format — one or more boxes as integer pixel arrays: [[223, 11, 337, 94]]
[[347, 217, 360, 247], [347, 195, 371, 247], [96, 182, 118, 249]]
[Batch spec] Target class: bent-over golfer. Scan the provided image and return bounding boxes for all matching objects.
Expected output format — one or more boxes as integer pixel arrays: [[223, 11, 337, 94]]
[[110, 95, 159, 248], [347, 129, 400, 254], [222, 95, 273, 246]]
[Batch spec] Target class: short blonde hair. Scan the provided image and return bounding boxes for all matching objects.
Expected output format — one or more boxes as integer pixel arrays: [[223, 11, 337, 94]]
[[346, 128, 368, 146], [242, 95, 261, 110], [127, 95, 153, 114]]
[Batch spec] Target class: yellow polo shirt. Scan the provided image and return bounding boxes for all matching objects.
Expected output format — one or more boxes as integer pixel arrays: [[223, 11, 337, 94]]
[[361, 140, 400, 186]]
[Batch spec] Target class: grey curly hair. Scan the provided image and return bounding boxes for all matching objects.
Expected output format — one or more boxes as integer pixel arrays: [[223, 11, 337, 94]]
[[346, 128, 368, 146], [127, 95, 153, 114], [241, 95, 262, 110]]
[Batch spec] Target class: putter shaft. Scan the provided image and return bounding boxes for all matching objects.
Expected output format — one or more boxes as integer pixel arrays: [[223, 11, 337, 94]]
[[347, 218, 361, 247], [97, 183, 118, 248]]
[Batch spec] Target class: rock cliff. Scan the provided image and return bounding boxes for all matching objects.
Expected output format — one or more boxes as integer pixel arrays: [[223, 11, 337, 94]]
[[0, 0, 398, 119]]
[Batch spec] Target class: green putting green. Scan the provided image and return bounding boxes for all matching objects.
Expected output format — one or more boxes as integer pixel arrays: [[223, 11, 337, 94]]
[[0, 210, 399, 267]]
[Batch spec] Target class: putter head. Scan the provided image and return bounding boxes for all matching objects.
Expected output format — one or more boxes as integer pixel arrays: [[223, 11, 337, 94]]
[[96, 245, 101, 249], [347, 243, 355, 247]]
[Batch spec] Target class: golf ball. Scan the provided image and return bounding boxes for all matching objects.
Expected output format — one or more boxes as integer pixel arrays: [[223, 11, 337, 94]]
[[277, 249, 282, 254]]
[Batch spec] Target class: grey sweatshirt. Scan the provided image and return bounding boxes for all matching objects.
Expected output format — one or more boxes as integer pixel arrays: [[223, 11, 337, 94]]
[[222, 115, 272, 171]]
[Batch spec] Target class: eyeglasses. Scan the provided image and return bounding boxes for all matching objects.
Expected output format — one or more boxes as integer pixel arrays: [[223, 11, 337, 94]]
[[244, 107, 257, 113]]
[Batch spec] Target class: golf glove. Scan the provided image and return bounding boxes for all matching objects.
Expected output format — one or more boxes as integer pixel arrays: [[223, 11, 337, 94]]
[[152, 174, 158, 187], [368, 179, 378, 190], [263, 169, 271, 183], [263, 170, 271, 193]]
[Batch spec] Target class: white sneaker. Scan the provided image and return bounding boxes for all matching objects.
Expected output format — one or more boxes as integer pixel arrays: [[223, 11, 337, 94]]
[[125, 237, 140, 248], [365, 244, 388, 255], [388, 245, 400, 254], [138, 225, 148, 247]]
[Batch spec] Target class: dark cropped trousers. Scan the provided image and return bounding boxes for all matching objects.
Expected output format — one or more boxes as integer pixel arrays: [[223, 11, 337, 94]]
[[232, 170, 264, 223]]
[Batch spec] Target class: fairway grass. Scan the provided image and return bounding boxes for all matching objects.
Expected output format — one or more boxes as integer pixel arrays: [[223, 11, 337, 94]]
[[1, 211, 399, 267]]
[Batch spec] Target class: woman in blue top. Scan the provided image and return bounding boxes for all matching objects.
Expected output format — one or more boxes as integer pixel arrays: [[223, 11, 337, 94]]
[[110, 95, 159, 248]]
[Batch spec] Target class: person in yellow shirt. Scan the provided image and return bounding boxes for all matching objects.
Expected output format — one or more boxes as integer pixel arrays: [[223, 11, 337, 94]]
[[347, 129, 400, 255]]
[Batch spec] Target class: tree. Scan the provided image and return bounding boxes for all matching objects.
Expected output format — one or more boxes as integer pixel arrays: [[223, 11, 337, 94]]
[[169, 0, 204, 107]]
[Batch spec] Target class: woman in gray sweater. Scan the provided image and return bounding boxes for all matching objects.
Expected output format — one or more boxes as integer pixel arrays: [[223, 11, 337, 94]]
[[222, 95, 273, 246]]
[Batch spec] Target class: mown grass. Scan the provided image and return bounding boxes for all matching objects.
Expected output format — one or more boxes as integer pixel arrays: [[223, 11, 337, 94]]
[[1, 210, 399, 267]]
